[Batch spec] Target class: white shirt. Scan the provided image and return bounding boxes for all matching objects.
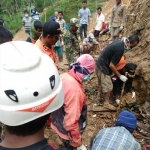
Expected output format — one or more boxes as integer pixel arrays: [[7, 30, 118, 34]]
[[95, 13, 105, 31]]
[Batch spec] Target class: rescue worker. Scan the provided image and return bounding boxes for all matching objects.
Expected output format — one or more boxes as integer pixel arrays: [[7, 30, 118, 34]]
[[92, 110, 141, 150], [51, 54, 95, 150], [112, 56, 137, 103], [0, 26, 13, 44], [64, 18, 80, 66], [22, 10, 32, 36], [82, 33, 99, 54], [26, 20, 43, 44], [95, 35, 139, 109], [30, 6, 40, 22], [0, 41, 66, 150], [35, 21, 61, 64], [109, 0, 127, 41]]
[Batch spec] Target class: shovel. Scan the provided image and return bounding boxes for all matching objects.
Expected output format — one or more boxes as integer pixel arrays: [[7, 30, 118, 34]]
[[116, 72, 128, 117]]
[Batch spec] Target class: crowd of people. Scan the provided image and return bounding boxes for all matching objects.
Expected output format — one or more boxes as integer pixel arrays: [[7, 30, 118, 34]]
[[0, 0, 148, 149]]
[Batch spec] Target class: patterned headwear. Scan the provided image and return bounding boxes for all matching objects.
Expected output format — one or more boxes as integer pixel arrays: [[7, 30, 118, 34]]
[[70, 18, 80, 28], [70, 54, 95, 82], [116, 110, 137, 133]]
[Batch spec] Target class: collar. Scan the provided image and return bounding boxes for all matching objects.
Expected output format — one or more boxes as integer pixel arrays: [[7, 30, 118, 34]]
[[39, 36, 51, 51]]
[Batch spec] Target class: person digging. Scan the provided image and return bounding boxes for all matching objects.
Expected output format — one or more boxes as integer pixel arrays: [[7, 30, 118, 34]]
[[95, 35, 139, 109], [112, 56, 137, 105]]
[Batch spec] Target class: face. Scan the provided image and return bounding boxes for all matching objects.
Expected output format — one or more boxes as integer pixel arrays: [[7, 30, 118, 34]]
[[58, 13, 62, 19], [47, 35, 59, 46], [71, 26, 78, 32], [97, 9, 101, 14], [126, 41, 138, 49], [116, 0, 121, 4], [24, 12, 29, 17], [82, 3, 87, 9], [37, 28, 42, 33], [55, 12, 58, 17]]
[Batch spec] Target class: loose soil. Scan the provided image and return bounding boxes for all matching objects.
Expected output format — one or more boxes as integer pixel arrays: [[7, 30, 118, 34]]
[[13, 0, 150, 149]]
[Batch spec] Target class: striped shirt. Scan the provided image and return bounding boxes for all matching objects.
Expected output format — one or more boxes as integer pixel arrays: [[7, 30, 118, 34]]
[[92, 126, 141, 150]]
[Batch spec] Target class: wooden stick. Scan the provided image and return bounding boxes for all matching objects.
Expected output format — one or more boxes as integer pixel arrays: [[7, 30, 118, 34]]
[[116, 72, 128, 117]]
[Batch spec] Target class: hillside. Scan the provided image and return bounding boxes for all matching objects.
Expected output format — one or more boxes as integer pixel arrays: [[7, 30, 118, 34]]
[[13, 0, 150, 149]]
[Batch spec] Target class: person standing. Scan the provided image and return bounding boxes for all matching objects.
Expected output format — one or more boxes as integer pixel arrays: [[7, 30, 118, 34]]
[[55, 11, 66, 62], [22, 10, 32, 37], [110, 0, 127, 41], [95, 35, 139, 108], [35, 21, 61, 64], [94, 7, 105, 41], [64, 18, 80, 66], [78, 0, 91, 40], [30, 6, 40, 22]]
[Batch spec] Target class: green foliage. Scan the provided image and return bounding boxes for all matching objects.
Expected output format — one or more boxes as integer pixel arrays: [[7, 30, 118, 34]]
[[0, 0, 105, 34], [40, 0, 105, 23]]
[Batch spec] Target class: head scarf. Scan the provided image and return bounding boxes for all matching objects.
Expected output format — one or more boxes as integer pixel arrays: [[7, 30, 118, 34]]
[[30, 20, 42, 42], [69, 54, 95, 83], [116, 110, 137, 133]]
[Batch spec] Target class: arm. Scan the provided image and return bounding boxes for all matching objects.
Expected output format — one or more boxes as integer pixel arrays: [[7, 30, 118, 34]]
[[109, 62, 121, 78], [63, 89, 83, 147]]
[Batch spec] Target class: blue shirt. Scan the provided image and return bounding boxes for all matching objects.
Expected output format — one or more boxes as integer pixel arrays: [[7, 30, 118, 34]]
[[92, 127, 141, 150], [78, 8, 91, 24]]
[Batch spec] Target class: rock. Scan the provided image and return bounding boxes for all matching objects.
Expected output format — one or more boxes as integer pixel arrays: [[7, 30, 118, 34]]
[[91, 106, 116, 112]]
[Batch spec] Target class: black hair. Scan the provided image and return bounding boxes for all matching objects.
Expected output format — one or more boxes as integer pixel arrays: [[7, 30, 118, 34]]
[[24, 10, 28, 13], [6, 114, 50, 136], [34, 20, 43, 31], [82, 0, 87, 4], [128, 35, 139, 44], [0, 26, 13, 44], [97, 7, 102, 11], [58, 11, 63, 15]]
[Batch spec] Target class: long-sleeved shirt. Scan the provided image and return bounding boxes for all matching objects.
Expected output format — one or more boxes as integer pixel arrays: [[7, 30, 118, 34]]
[[110, 3, 126, 27], [51, 71, 86, 147], [64, 30, 80, 64], [92, 126, 141, 150]]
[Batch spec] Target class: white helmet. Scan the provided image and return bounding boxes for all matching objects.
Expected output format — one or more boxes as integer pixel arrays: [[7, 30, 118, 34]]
[[0, 41, 64, 126]]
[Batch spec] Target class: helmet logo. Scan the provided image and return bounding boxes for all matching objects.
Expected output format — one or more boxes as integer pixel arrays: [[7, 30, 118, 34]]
[[4, 90, 19, 102], [49, 75, 55, 90]]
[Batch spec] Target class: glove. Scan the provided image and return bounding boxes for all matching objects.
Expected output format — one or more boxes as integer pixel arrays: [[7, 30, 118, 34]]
[[132, 91, 136, 99], [120, 75, 128, 82], [109, 26, 111, 30], [120, 25, 124, 31], [77, 144, 87, 150]]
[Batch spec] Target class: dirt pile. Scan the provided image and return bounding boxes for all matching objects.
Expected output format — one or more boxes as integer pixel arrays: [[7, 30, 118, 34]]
[[124, 0, 150, 106]]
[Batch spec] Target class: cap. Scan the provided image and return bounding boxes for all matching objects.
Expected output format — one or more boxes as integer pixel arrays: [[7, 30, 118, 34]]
[[88, 33, 95, 38], [43, 21, 61, 35], [116, 110, 137, 133], [70, 18, 80, 28]]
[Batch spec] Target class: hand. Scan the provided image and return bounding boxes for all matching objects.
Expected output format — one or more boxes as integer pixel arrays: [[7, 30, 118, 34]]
[[109, 26, 111, 30], [77, 144, 87, 150], [120, 25, 124, 31], [120, 75, 128, 82], [132, 91, 136, 99]]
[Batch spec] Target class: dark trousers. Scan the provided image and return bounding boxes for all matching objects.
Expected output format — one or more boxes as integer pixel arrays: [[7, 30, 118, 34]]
[[80, 24, 87, 39]]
